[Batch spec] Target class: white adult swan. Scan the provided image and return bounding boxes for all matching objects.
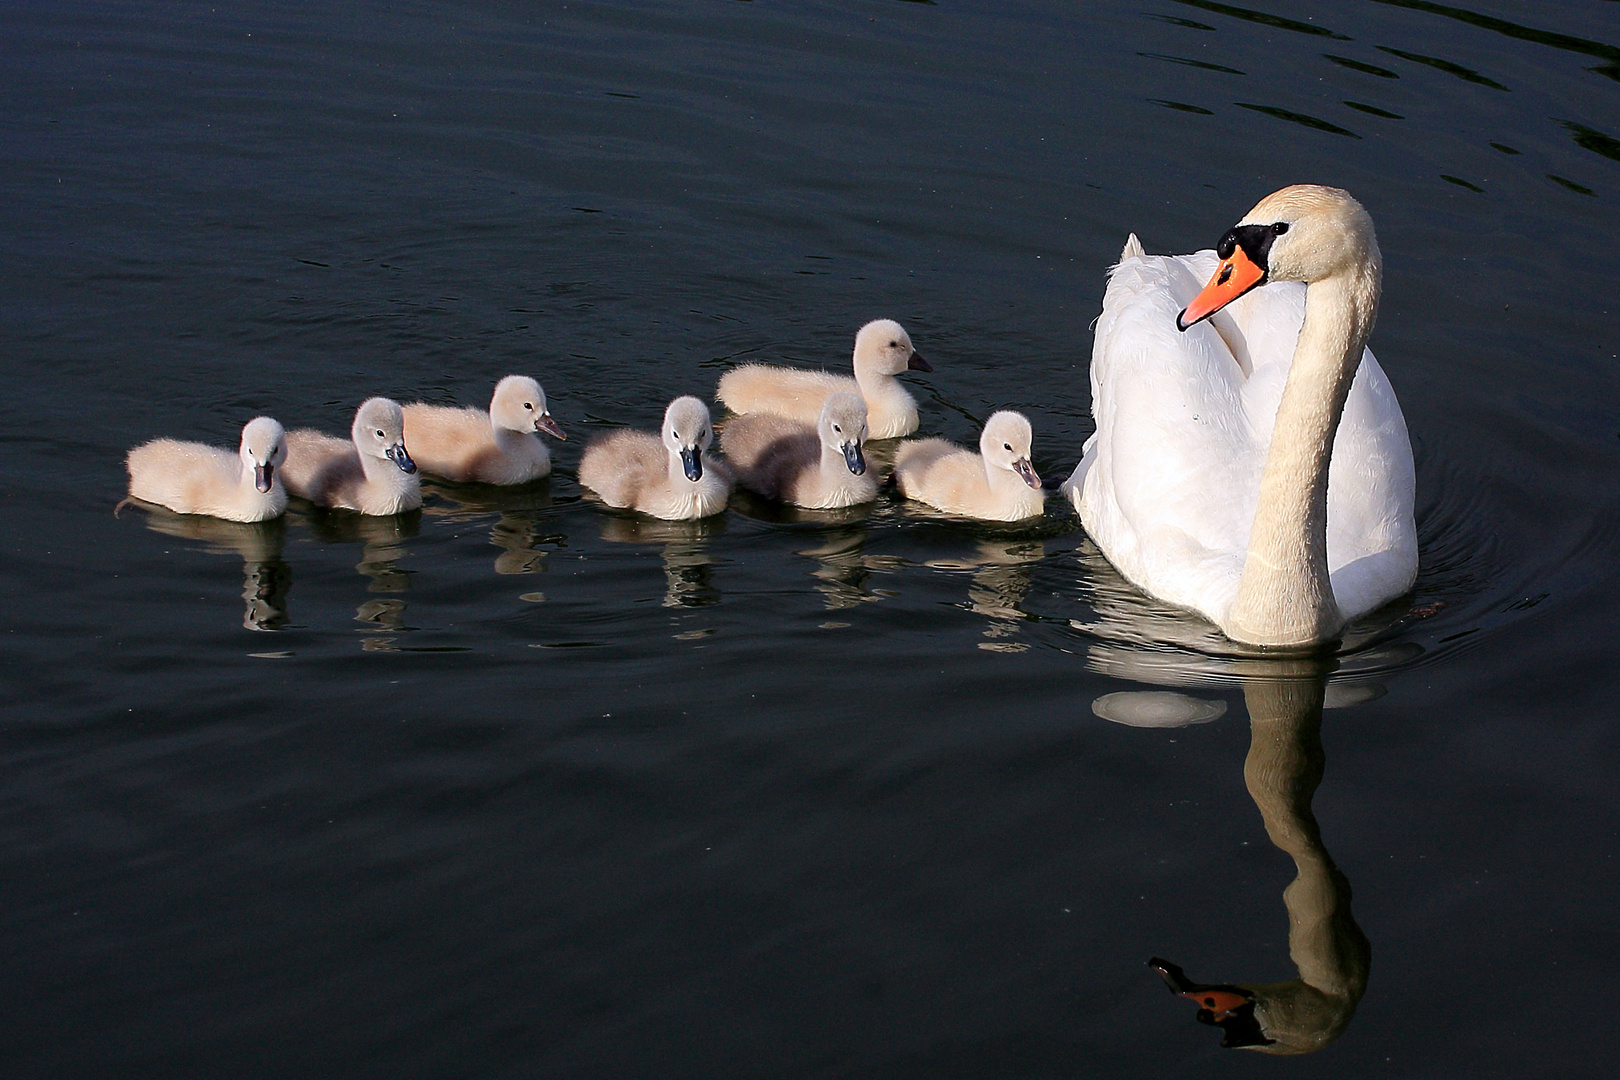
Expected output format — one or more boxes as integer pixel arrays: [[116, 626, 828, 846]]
[[1060, 185, 1416, 647]]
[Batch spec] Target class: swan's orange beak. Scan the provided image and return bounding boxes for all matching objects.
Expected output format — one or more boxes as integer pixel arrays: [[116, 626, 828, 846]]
[[1177, 246, 1266, 331]]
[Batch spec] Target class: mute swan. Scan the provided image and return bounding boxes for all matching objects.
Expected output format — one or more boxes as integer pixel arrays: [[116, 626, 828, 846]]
[[1060, 185, 1416, 647], [720, 391, 879, 509], [577, 396, 731, 520], [282, 397, 422, 515], [125, 416, 289, 522], [402, 374, 564, 485], [716, 319, 933, 439], [894, 410, 1046, 522]]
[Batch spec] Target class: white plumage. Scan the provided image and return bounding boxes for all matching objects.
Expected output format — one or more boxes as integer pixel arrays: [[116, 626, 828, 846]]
[[402, 374, 564, 485], [1061, 186, 1417, 645], [894, 411, 1046, 522], [126, 416, 289, 522]]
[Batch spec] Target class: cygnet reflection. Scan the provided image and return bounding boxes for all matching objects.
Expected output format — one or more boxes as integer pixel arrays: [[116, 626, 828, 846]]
[[130, 507, 292, 631], [794, 526, 901, 612], [925, 539, 1046, 652], [597, 514, 724, 609], [421, 480, 560, 576], [297, 507, 421, 647], [1100, 656, 1370, 1055]]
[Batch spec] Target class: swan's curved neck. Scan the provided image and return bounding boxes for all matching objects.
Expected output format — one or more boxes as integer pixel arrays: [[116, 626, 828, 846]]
[[1226, 264, 1380, 646]]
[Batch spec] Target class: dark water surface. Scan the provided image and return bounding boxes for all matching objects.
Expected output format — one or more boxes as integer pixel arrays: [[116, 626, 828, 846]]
[[5, 1, 1620, 1076]]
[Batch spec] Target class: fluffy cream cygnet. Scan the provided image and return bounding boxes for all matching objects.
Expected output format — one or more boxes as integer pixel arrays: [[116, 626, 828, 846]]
[[126, 416, 289, 522], [721, 391, 879, 509], [282, 397, 422, 515], [577, 396, 731, 520], [894, 411, 1046, 522], [402, 374, 565, 485], [715, 318, 932, 439]]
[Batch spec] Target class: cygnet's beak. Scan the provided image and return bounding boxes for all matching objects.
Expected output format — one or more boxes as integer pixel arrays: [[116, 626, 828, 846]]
[[1178, 245, 1266, 331], [907, 351, 932, 373], [1012, 457, 1040, 489], [386, 442, 417, 475], [535, 413, 566, 440], [680, 445, 703, 482], [254, 462, 275, 493], [842, 441, 866, 476]]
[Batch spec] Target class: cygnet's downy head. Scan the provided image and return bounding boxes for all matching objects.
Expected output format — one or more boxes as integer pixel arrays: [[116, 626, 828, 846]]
[[979, 411, 1040, 488], [352, 397, 416, 474], [1178, 185, 1378, 331], [853, 318, 931, 376], [239, 416, 287, 493], [491, 374, 565, 440], [662, 396, 713, 483], [818, 391, 869, 476]]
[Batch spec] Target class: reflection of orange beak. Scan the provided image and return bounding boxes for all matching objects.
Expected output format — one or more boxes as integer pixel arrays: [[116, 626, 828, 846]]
[[1177, 987, 1252, 1022], [1177, 246, 1266, 331]]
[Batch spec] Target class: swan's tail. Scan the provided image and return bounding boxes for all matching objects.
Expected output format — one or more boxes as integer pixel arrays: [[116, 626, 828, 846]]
[[1118, 233, 1146, 263]]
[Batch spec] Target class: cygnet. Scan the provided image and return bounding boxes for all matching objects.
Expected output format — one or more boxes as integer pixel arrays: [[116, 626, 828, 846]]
[[715, 318, 932, 439], [577, 396, 731, 520], [893, 410, 1046, 521], [125, 416, 289, 522], [402, 374, 565, 485], [282, 397, 422, 515], [721, 392, 879, 509]]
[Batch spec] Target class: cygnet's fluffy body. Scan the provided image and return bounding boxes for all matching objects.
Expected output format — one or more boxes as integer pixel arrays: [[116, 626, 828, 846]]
[[282, 397, 422, 515], [402, 375, 565, 485], [126, 416, 289, 522], [578, 396, 731, 520], [894, 411, 1046, 522], [715, 319, 932, 439], [721, 392, 879, 509]]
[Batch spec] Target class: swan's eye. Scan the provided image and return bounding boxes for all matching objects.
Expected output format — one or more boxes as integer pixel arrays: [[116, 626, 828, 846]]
[[523, 402, 533, 410], [889, 341, 898, 348], [1217, 263, 1233, 286], [1273, 222, 1289, 235], [376, 429, 386, 438], [1004, 443, 1012, 451], [833, 424, 842, 433]]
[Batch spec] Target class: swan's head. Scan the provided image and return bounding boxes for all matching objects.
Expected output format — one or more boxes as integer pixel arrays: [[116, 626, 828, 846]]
[[979, 411, 1040, 488], [353, 397, 416, 474], [1178, 185, 1379, 331], [491, 374, 565, 439], [240, 416, 287, 493], [662, 396, 713, 482], [818, 391, 869, 475], [853, 318, 931, 376]]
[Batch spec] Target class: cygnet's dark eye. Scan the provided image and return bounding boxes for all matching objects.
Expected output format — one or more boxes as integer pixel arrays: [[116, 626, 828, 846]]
[[833, 424, 842, 433], [376, 429, 386, 438], [523, 402, 533, 410], [1004, 443, 1012, 451], [1273, 222, 1289, 235], [889, 341, 898, 348]]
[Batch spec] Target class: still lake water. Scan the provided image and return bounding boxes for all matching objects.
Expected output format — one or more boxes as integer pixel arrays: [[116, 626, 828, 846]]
[[4, 0, 1619, 1075]]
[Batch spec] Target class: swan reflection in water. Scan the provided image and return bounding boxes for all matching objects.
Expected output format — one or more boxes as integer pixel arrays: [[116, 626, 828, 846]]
[[597, 513, 724, 610], [298, 507, 421, 647], [1078, 537, 1417, 1054], [129, 506, 292, 631]]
